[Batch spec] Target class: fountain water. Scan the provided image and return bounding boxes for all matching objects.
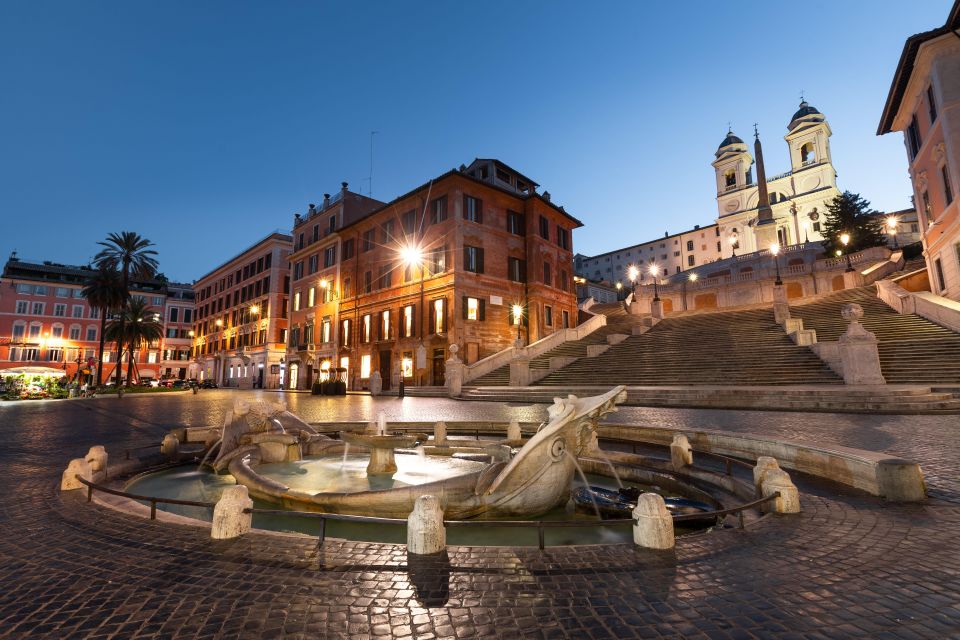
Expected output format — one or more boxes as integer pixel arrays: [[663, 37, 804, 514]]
[[341, 442, 351, 468], [376, 412, 388, 436], [565, 450, 601, 518], [595, 450, 624, 488]]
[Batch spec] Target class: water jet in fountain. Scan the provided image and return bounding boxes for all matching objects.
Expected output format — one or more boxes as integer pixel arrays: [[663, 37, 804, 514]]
[[565, 450, 601, 518]]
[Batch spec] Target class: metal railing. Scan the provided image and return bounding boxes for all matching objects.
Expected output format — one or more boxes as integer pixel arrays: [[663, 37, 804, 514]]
[[76, 475, 214, 520]]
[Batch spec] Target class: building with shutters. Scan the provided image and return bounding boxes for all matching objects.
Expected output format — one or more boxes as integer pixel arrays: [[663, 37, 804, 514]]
[[285, 159, 582, 391]]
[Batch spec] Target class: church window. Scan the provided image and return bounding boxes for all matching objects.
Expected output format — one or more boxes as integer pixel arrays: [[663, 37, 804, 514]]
[[800, 143, 816, 165], [724, 171, 736, 188]]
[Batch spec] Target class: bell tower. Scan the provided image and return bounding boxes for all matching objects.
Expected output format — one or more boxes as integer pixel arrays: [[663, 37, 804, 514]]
[[785, 100, 832, 171], [712, 129, 754, 220]]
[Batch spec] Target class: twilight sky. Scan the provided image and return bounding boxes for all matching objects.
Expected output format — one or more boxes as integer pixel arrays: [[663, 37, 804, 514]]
[[0, 1, 949, 282]]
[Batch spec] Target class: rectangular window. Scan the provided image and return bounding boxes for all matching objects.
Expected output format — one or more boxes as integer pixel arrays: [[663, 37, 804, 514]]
[[427, 246, 447, 274], [294, 261, 304, 280], [928, 85, 938, 123], [69, 326, 81, 340], [378, 265, 393, 289], [153, 296, 163, 306], [328, 215, 337, 234], [29, 324, 41, 339], [545, 305, 553, 327], [169, 307, 179, 323], [539, 215, 549, 239], [55, 287, 69, 298], [507, 257, 526, 283], [402, 210, 416, 235], [557, 226, 569, 250], [381, 220, 395, 243], [381, 310, 391, 340], [15, 300, 27, 314], [362, 229, 376, 252], [507, 210, 525, 235], [403, 305, 415, 337], [341, 319, 351, 347], [32, 302, 44, 315], [16, 284, 31, 294], [560, 269, 569, 292], [147, 351, 158, 364], [34, 286, 47, 295], [430, 197, 448, 224], [562, 310, 570, 329], [465, 297, 480, 321], [343, 238, 355, 260], [360, 354, 372, 379], [51, 325, 63, 338], [308, 255, 318, 275], [362, 314, 372, 343], [464, 245, 484, 273], [321, 317, 331, 343], [464, 195, 482, 223], [86, 327, 97, 341], [686, 240, 694, 251], [293, 291, 301, 311], [543, 261, 552, 287], [688, 255, 695, 267], [401, 352, 413, 379], [184, 309, 192, 323], [432, 299, 446, 334], [935, 257, 946, 292], [942, 164, 954, 206], [907, 114, 922, 159], [324, 245, 337, 268]]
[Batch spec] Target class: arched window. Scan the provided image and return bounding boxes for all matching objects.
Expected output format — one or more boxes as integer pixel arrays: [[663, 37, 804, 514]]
[[800, 142, 816, 165]]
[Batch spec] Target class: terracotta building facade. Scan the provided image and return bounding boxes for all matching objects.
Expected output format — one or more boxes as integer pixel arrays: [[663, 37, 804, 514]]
[[285, 159, 582, 391], [191, 232, 291, 389]]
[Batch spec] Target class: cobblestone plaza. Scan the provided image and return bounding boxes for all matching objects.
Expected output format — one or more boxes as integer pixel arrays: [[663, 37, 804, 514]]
[[1, 391, 958, 639]]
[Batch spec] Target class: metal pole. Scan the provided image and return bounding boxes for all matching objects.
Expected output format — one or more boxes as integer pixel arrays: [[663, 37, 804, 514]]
[[774, 255, 782, 285]]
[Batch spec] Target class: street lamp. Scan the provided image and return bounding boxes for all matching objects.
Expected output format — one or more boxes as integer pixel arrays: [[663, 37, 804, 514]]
[[840, 233, 853, 272], [648, 263, 660, 301], [512, 304, 523, 341], [400, 244, 426, 383], [887, 216, 899, 249], [689, 273, 698, 282], [770, 242, 782, 285], [215, 319, 223, 327], [729, 233, 739, 257]]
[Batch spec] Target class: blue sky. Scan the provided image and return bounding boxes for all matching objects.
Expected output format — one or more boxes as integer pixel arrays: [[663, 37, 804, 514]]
[[0, 1, 949, 282]]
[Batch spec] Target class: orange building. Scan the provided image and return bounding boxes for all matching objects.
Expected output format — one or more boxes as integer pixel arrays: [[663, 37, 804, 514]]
[[191, 232, 291, 389], [285, 159, 582, 391]]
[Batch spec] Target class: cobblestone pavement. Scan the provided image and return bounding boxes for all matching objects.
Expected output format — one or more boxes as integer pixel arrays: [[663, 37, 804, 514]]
[[1, 390, 959, 639]]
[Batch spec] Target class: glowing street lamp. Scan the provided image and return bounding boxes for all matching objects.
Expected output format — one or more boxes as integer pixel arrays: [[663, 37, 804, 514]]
[[729, 233, 739, 257], [250, 304, 260, 316], [215, 319, 223, 327], [689, 272, 698, 282], [648, 263, 660, 301], [188, 330, 195, 338], [770, 242, 782, 285], [886, 216, 899, 249], [840, 233, 853, 272], [512, 304, 523, 341]]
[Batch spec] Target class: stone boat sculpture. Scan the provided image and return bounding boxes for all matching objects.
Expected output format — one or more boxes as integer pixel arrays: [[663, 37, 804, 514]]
[[206, 386, 627, 519]]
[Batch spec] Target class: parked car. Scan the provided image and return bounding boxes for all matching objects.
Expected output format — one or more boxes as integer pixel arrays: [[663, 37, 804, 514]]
[[171, 380, 188, 389], [200, 380, 218, 389]]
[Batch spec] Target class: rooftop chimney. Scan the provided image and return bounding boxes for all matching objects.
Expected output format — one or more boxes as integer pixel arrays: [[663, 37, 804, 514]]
[[341, 181, 349, 194], [543, 191, 551, 202], [322, 193, 331, 208], [307, 204, 317, 216]]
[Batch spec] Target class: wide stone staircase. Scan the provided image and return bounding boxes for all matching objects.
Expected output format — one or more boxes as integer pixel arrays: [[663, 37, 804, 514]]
[[790, 286, 960, 384], [470, 303, 642, 386]]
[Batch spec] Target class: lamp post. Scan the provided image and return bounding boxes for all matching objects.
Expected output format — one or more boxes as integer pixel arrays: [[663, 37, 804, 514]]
[[627, 265, 640, 295], [887, 216, 899, 249], [840, 233, 853, 272], [615, 281, 622, 301], [401, 244, 426, 384], [729, 233, 738, 257], [648, 263, 660, 301], [770, 242, 782, 285]]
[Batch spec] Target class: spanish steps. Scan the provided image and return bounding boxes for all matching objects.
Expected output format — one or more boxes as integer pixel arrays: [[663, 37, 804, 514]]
[[789, 285, 960, 384]]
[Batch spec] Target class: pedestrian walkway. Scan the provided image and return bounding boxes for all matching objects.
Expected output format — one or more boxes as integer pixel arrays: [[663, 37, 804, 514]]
[[0, 390, 957, 638]]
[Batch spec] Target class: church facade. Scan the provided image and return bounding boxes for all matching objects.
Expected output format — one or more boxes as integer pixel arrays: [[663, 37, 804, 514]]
[[712, 101, 840, 258]]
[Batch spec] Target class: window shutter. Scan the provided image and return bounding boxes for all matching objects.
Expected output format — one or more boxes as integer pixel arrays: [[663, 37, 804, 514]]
[[442, 298, 448, 334], [479, 298, 486, 321], [376, 312, 382, 341], [463, 247, 470, 271], [477, 200, 483, 225], [429, 302, 435, 334], [478, 247, 484, 274], [462, 296, 469, 320]]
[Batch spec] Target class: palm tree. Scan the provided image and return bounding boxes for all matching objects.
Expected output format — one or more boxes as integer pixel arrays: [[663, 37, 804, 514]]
[[94, 232, 159, 386], [104, 298, 163, 387], [81, 267, 125, 387]]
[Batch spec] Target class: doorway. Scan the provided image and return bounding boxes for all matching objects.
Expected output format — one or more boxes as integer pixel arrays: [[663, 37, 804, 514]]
[[379, 350, 392, 391], [432, 348, 445, 386]]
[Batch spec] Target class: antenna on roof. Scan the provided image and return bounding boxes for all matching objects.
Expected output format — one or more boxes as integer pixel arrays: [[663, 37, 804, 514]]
[[368, 130, 379, 197]]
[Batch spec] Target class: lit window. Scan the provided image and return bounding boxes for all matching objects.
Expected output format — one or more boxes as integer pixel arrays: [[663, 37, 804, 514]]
[[381, 310, 391, 340], [293, 291, 301, 311], [362, 314, 371, 343], [148, 352, 158, 363], [466, 297, 479, 320], [434, 299, 445, 333], [404, 305, 414, 337], [322, 318, 331, 343], [360, 354, 371, 379], [401, 352, 413, 378], [308, 287, 315, 307]]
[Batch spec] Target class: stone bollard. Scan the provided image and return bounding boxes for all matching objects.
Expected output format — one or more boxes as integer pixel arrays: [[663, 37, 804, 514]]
[[753, 456, 781, 494], [407, 495, 446, 555], [838, 303, 885, 385], [650, 299, 665, 320], [211, 486, 253, 539], [632, 494, 674, 550], [508, 357, 530, 387], [760, 469, 801, 514], [369, 371, 383, 396], [60, 458, 93, 491], [85, 446, 108, 478], [433, 421, 447, 446], [161, 434, 180, 461], [670, 434, 692, 471], [507, 419, 521, 442], [772, 283, 791, 324]]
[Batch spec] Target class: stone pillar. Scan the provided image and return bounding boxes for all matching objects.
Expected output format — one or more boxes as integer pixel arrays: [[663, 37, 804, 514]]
[[445, 344, 463, 398], [670, 434, 692, 471], [161, 434, 180, 461], [211, 485, 254, 539], [772, 283, 790, 324], [509, 357, 531, 387], [407, 495, 446, 555], [838, 304, 886, 385], [507, 419, 521, 442], [650, 299, 665, 320], [843, 269, 863, 289], [632, 494, 674, 550], [367, 447, 398, 475], [433, 421, 447, 446], [760, 469, 801, 513], [753, 456, 781, 495], [369, 370, 383, 396], [60, 458, 93, 491]]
